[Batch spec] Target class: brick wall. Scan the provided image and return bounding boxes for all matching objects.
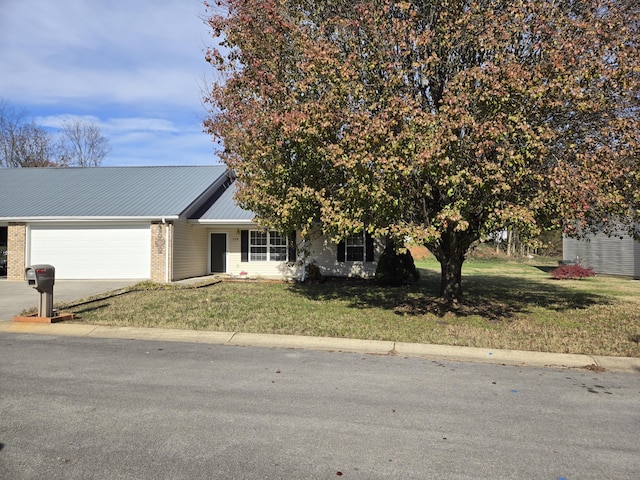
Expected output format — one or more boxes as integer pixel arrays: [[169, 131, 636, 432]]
[[7, 223, 26, 281], [150, 221, 173, 282]]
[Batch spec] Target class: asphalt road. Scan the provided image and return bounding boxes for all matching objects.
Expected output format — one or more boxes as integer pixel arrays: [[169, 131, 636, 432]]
[[1, 333, 639, 480]]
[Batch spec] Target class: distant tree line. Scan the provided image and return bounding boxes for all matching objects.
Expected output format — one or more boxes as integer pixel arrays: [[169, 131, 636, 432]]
[[0, 99, 111, 167]]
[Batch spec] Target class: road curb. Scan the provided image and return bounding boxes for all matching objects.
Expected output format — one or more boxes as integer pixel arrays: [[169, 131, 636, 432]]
[[1, 321, 639, 373]]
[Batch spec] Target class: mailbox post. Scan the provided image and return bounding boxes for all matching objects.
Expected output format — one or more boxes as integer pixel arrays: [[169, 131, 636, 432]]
[[25, 264, 55, 317]]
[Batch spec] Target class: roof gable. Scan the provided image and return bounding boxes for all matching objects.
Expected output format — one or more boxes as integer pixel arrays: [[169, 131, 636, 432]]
[[193, 181, 256, 222]]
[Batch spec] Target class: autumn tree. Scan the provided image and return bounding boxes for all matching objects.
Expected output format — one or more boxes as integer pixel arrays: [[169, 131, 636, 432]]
[[203, 0, 639, 305]]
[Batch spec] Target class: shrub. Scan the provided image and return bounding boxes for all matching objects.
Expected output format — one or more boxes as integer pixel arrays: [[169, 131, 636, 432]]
[[304, 261, 323, 282], [550, 264, 596, 280], [375, 242, 420, 286]]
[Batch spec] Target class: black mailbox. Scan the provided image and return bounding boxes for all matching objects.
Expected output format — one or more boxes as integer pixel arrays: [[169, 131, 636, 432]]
[[25, 264, 55, 317]]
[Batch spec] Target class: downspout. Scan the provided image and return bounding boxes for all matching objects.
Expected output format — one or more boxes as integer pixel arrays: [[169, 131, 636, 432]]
[[162, 218, 169, 283], [300, 238, 306, 282], [25, 224, 31, 270]]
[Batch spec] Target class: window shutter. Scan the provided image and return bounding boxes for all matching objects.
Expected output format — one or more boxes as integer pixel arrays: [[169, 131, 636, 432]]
[[365, 232, 374, 262], [337, 240, 346, 262], [288, 231, 297, 262], [241, 230, 248, 262]]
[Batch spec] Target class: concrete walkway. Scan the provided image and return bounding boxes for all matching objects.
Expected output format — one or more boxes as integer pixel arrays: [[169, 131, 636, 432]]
[[1, 321, 639, 373]]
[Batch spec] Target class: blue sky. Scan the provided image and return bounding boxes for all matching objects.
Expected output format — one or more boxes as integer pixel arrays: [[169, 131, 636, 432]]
[[0, 0, 220, 166]]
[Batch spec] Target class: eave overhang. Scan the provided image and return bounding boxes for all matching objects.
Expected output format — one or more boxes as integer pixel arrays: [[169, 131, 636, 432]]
[[0, 216, 181, 223]]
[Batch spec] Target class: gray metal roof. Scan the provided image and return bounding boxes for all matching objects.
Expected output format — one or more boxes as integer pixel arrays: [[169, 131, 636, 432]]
[[0, 166, 231, 219], [196, 181, 256, 222]]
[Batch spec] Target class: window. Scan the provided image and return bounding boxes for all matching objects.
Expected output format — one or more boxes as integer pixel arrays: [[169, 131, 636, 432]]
[[345, 233, 365, 261], [249, 230, 288, 262], [337, 231, 374, 263], [249, 231, 267, 261], [269, 231, 288, 261]]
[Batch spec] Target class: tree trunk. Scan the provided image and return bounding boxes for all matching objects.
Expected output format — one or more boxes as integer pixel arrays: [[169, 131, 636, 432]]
[[439, 254, 464, 305], [429, 229, 473, 306]]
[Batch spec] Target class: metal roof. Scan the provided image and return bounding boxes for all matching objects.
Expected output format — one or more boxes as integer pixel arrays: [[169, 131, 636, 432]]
[[195, 181, 256, 222], [0, 166, 231, 220]]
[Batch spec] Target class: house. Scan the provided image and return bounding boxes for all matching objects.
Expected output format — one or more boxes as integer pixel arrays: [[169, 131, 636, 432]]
[[0, 166, 382, 282], [563, 229, 640, 279]]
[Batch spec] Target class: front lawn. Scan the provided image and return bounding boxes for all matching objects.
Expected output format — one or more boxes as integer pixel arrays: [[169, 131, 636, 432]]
[[62, 258, 640, 357]]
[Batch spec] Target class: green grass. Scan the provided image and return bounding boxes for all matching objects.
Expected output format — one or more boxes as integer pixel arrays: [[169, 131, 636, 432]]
[[61, 257, 640, 357]]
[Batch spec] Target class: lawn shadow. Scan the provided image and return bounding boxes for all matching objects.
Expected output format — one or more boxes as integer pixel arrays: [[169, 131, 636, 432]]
[[72, 303, 111, 315], [534, 265, 557, 273], [288, 267, 610, 321], [458, 273, 608, 320]]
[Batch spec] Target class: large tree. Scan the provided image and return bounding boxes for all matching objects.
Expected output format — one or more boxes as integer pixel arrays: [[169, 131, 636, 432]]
[[203, 0, 639, 304]]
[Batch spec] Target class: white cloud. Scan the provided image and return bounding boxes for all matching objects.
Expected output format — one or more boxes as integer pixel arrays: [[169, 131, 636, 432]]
[[0, 0, 211, 108], [110, 129, 219, 167], [0, 0, 220, 167], [36, 114, 179, 134], [104, 117, 179, 134], [35, 114, 103, 129]]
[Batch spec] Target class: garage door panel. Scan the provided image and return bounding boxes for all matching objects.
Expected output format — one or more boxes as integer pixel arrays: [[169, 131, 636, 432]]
[[30, 225, 151, 279]]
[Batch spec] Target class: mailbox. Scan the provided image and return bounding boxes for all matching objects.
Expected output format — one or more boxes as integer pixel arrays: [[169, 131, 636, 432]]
[[26, 264, 55, 293], [25, 264, 55, 317]]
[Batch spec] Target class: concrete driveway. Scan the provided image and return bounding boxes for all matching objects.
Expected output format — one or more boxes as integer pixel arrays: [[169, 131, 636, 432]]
[[0, 278, 140, 321]]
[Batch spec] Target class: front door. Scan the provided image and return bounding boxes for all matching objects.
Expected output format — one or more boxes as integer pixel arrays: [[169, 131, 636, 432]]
[[210, 233, 227, 273]]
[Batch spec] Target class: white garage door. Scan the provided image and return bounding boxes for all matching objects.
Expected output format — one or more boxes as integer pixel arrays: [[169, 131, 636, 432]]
[[29, 224, 151, 279]]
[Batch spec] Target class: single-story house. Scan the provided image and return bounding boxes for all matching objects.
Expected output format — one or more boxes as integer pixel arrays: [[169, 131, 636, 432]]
[[563, 228, 640, 279], [0, 166, 382, 282]]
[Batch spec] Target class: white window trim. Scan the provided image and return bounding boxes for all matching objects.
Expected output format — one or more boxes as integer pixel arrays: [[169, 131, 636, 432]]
[[249, 230, 288, 262], [345, 232, 365, 262]]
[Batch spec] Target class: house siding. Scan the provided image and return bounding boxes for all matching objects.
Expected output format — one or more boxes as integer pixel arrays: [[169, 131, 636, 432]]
[[563, 231, 640, 279], [224, 229, 382, 280], [173, 220, 209, 280], [223, 228, 299, 279], [304, 234, 383, 278], [177, 225, 384, 282]]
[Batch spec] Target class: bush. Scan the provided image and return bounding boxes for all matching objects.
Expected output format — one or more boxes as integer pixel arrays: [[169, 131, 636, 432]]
[[375, 242, 420, 286], [550, 264, 596, 280], [304, 261, 323, 282]]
